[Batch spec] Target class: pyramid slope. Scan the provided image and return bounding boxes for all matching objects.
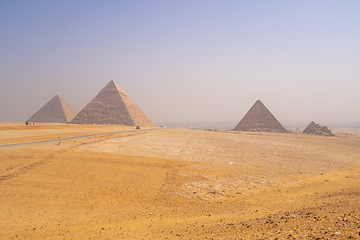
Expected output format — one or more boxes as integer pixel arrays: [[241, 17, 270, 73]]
[[303, 121, 318, 133], [233, 100, 287, 133], [28, 95, 78, 123], [71, 80, 156, 127]]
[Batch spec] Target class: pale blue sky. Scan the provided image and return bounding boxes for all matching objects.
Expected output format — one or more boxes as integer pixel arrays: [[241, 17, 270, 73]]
[[1, 1, 359, 126]]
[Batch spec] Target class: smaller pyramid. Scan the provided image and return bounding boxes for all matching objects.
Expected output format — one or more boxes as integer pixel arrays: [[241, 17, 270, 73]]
[[70, 80, 156, 127], [233, 100, 287, 133], [28, 95, 78, 123], [303, 121, 334, 136]]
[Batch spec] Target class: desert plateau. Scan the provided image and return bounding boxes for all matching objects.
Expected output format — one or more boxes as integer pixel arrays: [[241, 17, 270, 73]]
[[1, 123, 360, 239]]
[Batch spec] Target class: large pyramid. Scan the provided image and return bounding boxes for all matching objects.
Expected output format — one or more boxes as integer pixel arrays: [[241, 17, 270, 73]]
[[233, 100, 287, 132], [27, 95, 78, 123], [70, 80, 156, 127]]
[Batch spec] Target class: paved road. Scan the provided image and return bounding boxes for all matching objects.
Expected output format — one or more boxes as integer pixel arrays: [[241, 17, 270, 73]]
[[0, 128, 158, 149]]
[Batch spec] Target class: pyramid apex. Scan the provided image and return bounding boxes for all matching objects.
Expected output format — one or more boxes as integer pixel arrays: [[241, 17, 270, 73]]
[[54, 95, 63, 101], [99, 80, 127, 95], [307, 121, 317, 127], [255, 99, 264, 105]]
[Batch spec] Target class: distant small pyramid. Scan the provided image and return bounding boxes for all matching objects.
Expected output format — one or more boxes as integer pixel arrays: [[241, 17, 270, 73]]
[[303, 121, 318, 133], [233, 100, 287, 132], [70, 80, 156, 127], [28, 95, 78, 123], [303, 121, 334, 136]]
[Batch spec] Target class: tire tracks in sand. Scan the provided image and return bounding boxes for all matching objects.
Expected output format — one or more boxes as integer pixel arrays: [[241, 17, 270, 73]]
[[0, 131, 150, 181]]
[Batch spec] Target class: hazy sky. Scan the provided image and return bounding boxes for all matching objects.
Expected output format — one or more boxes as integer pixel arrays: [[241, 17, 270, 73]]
[[1, 1, 359, 126]]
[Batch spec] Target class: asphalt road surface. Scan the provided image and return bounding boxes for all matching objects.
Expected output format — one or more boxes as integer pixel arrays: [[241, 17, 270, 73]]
[[0, 128, 158, 149]]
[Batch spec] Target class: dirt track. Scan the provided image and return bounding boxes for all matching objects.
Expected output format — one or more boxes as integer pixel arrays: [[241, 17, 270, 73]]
[[1, 123, 360, 239]]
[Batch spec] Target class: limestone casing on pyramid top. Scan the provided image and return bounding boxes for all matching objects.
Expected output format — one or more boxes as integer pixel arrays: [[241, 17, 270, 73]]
[[27, 95, 78, 123], [70, 80, 156, 127], [233, 100, 287, 133], [99, 80, 127, 96]]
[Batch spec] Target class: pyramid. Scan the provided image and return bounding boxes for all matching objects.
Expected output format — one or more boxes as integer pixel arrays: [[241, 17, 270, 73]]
[[70, 80, 156, 127], [303, 121, 334, 136], [27, 95, 78, 123], [233, 100, 287, 132]]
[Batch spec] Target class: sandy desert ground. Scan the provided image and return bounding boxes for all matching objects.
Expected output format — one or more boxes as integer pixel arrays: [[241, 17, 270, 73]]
[[1, 123, 360, 239]]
